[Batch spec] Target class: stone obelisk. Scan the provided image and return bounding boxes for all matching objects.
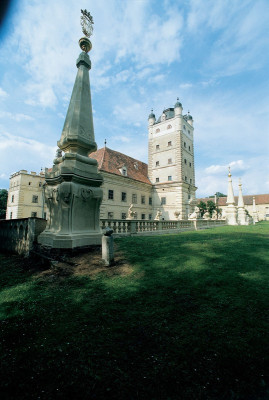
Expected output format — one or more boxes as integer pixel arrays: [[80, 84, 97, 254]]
[[237, 179, 248, 225], [225, 167, 238, 225], [252, 196, 259, 223], [38, 10, 103, 248]]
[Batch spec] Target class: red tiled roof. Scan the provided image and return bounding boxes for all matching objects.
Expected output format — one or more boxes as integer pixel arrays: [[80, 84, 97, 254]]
[[90, 147, 151, 185], [197, 194, 269, 206]]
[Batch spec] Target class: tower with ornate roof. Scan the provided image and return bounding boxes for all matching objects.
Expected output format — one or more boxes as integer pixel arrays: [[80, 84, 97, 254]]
[[148, 99, 197, 220]]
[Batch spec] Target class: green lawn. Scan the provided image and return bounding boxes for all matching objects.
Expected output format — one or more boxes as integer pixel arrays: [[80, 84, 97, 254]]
[[1, 222, 269, 399]]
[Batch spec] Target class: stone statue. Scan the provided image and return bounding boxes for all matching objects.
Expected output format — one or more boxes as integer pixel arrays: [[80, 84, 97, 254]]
[[126, 204, 135, 220], [154, 209, 162, 220], [174, 210, 180, 220], [203, 211, 211, 220], [211, 210, 218, 220], [188, 206, 200, 220]]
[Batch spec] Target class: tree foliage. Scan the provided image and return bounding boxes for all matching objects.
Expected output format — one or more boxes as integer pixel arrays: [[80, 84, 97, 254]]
[[197, 201, 207, 217], [0, 189, 8, 219], [206, 200, 216, 217]]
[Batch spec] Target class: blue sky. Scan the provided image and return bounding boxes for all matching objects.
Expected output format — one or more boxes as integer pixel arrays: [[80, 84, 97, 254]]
[[0, 0, 268, 197]]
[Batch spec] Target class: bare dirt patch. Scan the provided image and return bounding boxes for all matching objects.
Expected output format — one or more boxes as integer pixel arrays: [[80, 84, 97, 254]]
[[36, 246, 133, 281]]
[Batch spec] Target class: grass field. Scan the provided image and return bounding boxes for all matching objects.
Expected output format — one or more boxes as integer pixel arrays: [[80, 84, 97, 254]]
[[1, 222, 269, 399]]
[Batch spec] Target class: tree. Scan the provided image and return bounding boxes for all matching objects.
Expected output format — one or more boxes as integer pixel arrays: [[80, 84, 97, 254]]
[[0, 189, 8, 219], [197, 201, 207, 217], [206, 200, 216, 217]]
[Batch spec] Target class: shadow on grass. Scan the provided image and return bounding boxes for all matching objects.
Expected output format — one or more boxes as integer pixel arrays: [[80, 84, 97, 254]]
[[0, 223, 269, 400]]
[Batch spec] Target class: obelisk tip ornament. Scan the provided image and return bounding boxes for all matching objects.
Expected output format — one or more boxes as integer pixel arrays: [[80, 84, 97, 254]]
[[79, 9, 94, 53]]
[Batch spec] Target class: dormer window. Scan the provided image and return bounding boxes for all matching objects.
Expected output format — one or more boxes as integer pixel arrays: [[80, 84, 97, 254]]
[[134, 162, 138, 170], [119, 166, 127, 176]]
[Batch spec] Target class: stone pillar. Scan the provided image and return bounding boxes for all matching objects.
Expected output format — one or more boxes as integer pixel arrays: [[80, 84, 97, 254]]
[[38, 32, 103, 249], [252, 196, 259, 223], [225, 167, 238, 225], [237, 179, 248, 225], [102, 228, 114, 266]]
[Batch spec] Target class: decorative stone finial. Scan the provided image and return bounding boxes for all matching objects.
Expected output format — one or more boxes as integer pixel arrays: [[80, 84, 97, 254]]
[[104, 139, 107, 147], [79, 9, 94, 53], [228, 166, 231, 177]]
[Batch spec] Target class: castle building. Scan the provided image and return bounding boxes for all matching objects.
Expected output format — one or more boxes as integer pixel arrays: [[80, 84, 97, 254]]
[[6, 170, 46, 220], [6, 100, 197, 221]]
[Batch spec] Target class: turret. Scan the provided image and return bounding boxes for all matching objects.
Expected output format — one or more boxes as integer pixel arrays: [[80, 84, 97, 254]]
[[174, 97, 182, 116], [148, 109, 156, 126], [186, 111, 193, 126]]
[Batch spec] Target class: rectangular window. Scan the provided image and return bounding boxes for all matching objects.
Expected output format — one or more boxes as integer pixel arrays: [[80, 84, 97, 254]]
[[121, 192, 127, 202], [10, 212, 12, 219], [122, 213, 126, 220], [156, 177, 159, 183], [141, 214, 145, 220], [190, 179, 192, 184], [31, 212, 37, 217], [108, 189, 114, 200], [44, 212, 47, 219], [189, 162, 192, 167], [39, 182, 42, 187], [133, 212, 137, 219], [132, 193, 137, 204], [32, 195, 38, 203], [184, 159, 187, 164], [149, 214, 152, 220], [156, 145, 160, 150], [184, 142, 186, 148], [141, 195, 145, 204], [168, 176, 172, 181], [168, 158, 172, 164], [149, 197, 152, 205], [189, 146, 191, 151], [156, 161, 159, 166], [188, 130, 190, 134], [185, 176, 188, 182], [161, 197, 166, 205], [11, 195, 14, 203], [168, 141, 172, 146], [108, 212, 114, 219]]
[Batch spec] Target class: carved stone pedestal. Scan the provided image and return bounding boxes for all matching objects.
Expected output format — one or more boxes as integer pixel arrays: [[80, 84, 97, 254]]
[[39, 181, 102, 248]]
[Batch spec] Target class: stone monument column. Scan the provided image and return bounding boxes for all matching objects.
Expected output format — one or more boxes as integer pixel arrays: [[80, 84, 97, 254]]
[[38, 10, 103, 249], [252, 196, 259, 223], [225, 167, 238, 225], [237, 179, 248, 225]]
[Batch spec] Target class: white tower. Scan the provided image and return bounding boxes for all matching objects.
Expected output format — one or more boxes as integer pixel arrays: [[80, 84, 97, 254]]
[[148, 99, 197, 220], [225, 167, 238, 225]]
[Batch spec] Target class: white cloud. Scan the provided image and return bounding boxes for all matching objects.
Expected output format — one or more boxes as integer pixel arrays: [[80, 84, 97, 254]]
[[0, 111, 34, 121], [205, 160, 248, 175], [0, 132, 56, 177], [111, 135, 131, 143], [0, 88, 8, 98], [180, 83, 193, 89]]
